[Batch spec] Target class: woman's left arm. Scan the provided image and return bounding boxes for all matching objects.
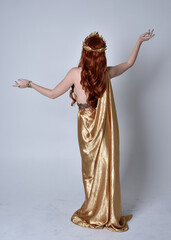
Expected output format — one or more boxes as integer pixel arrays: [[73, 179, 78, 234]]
[[107, 29, 155, 79], [13, 67, 76, 99], [128, 29, 155, 67]]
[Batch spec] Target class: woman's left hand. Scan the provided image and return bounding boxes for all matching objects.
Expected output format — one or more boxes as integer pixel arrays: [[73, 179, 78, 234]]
[[12, 79, 29, 88], [139, 29, 155, 43]]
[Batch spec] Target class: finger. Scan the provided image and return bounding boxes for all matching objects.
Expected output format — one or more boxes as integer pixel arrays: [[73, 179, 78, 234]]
[[149, 34, 155, 39], [149, 33, 155, 38], [144, 36, 150, 41], [151, 29, 154, 36], [150, 29, 154, 35], [145, 33, 150, 37], [146, 29, 150, 34], [143, 32, 149, 37]]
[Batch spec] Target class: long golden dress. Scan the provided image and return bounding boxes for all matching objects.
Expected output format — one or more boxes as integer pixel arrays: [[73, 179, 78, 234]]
[[71, 70, 133, 232]]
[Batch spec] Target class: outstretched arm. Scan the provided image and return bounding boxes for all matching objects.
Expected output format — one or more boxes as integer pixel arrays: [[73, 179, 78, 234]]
[[13, 67, 76, 99], [108, 29, 155, 79]]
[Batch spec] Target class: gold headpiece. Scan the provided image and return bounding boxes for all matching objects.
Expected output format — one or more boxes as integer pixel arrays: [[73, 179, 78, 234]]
[[82, 31, 107, 53]]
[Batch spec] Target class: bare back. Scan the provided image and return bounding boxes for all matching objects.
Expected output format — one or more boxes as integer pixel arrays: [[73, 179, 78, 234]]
[[73, 67, 91, 110]]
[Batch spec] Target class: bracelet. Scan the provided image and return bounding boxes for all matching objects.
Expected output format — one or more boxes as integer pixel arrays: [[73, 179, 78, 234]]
[[27, 81, 32, 88]]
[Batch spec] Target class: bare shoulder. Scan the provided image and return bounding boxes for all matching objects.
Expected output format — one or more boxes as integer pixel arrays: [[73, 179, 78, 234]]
[[70, 66, 81, 73], [68, 67, 81, 77], [69, 67, 82, 84]]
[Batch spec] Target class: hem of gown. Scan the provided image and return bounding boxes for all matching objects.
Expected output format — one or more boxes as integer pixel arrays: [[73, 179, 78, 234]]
[[71, 213, 133, 232]]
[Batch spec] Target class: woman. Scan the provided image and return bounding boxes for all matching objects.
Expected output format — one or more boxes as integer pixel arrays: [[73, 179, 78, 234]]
[[12, 30, 155, 232]]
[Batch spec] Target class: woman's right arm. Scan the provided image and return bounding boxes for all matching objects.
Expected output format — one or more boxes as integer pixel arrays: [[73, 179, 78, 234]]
[[108, 29, 155, 79]]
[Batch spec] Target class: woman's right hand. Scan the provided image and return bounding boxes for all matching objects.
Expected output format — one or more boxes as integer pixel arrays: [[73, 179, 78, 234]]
[[12, 79, 30, 88], [139, 29, 155, 43]]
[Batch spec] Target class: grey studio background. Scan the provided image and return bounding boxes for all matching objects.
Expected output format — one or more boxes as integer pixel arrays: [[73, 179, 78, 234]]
[[0, 0, 171, 239]]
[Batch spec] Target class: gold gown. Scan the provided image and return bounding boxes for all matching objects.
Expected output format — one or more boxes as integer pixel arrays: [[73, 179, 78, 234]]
[[71, 70, 133, 232]]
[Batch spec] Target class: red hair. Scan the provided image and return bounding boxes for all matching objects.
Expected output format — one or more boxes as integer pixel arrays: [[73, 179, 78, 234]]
[[69, 33, 107, 111]]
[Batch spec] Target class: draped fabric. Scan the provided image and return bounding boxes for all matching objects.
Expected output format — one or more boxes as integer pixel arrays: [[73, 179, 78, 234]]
[[71, 70, 133, 232]]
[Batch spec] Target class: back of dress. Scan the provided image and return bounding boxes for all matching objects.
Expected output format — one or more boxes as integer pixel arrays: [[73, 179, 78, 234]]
[[71, 69, 133, 232]]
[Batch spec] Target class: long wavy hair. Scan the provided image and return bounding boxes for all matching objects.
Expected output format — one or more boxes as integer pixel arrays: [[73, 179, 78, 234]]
[[69, 33, 107, 111]]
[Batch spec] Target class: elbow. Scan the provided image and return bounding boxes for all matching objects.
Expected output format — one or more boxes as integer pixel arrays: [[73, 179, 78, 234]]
[[50, 90, 56, 99], [127, 61, 133, 68], [51, 95, 56, 99]]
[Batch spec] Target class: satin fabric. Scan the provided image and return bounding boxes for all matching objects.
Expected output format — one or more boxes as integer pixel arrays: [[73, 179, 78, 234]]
[[71, 70, 133, 232]]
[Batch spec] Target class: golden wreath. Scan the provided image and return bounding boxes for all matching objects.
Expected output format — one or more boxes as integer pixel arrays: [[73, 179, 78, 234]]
[[82, 31, 107, 53]]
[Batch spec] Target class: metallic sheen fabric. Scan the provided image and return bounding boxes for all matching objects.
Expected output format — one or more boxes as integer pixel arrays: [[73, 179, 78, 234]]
[[71, 70, 133, 232]]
